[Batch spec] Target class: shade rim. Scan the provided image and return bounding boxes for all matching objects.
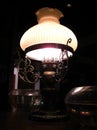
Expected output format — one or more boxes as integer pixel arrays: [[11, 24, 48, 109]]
[[25, 43, 74, 54]]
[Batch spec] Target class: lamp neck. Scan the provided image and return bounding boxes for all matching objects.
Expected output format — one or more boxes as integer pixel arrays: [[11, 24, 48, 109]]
[[36, 7, 63, 24], [38, 16, 60, 24]]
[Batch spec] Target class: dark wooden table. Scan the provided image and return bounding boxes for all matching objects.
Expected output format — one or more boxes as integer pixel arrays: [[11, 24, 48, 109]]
[[0, 111, 80, 130]]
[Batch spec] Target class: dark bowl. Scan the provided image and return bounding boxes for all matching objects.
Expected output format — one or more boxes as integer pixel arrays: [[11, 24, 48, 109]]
[[65, 85, 97, 128]]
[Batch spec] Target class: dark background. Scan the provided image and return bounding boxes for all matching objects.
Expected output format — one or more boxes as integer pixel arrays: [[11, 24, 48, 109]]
[[0, 0, 97, 110]]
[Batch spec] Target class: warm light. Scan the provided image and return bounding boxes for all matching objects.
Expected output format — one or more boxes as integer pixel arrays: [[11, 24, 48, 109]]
[[43, 71, 55, 76], [26, 48, 72, 61], [20, 7, 78, 61]]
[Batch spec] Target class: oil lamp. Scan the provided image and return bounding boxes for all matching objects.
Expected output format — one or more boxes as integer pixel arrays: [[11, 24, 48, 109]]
[[19, 7, 78, 120]]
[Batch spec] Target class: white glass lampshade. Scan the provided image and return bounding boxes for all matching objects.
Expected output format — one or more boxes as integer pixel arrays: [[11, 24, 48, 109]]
[[20, 7, 78, 61]]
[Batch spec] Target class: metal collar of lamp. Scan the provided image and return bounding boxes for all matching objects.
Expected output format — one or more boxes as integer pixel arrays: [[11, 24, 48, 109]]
[[19, 7, 78, 83]]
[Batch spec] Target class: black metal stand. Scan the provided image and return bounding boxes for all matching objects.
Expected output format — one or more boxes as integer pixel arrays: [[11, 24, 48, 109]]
[[29, 76, 69, 121]]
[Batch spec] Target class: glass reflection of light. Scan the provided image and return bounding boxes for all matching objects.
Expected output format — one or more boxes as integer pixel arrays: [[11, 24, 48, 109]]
[[71, 86, 91, 95], [72, 87, 84, 95], [80, 111, 90, 116]]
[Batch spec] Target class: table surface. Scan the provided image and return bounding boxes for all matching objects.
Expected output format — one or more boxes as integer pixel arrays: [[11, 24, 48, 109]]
[[0, 110, 80, 130]]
